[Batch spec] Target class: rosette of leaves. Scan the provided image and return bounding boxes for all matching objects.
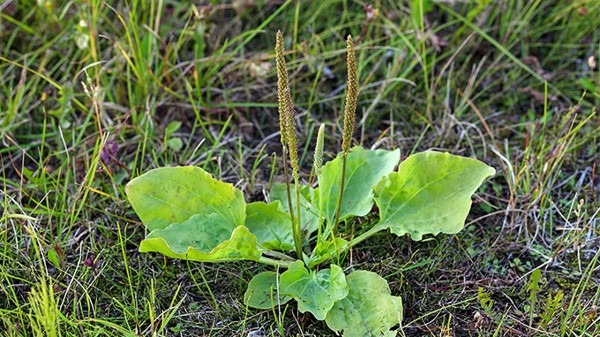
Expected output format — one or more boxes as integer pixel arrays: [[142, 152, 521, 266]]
[[125, 32, 495, 336]]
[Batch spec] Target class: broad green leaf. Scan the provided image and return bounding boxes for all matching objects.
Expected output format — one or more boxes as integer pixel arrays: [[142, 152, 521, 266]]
[[245, 201, 294, 251], [126, 166, 245, 231], [126, 166, 256, 262], [308, 238, 349, 268], [270, 184, 319, 238], [140, 221, 261, 262], [374, 151, 495, 240], [315, 147, 400, 227], [325, 271, 402, 337], [280, 261, 348, 320], [244, 271, 292, 309]]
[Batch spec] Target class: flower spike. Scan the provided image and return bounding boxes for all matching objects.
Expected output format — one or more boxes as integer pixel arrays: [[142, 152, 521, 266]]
[[342, 35, 358, 156]]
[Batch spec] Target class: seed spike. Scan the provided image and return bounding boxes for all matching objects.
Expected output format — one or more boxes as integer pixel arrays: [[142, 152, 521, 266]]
[[332, 35, 359, 238], [275, 31, 302, 260], [275, 31, 299, 179], [313, 123, 326, 176], [341, 35, 358, 155]]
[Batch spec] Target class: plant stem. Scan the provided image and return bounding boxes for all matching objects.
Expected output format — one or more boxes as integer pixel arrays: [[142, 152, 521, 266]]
[[262, 249, 296, 261], [331, 35, 358, 240], [293, 176, 303, 256], [282, 147, 304, 260], [347, 224, 382, 248], [331, 154, 347, 238], [313, 224, 381, 266], [258, 256, 295, 268], [275, 31, 303, 262]]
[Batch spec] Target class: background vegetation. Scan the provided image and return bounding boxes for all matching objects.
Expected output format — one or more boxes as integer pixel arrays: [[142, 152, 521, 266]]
[[1, 0, 598, 336]]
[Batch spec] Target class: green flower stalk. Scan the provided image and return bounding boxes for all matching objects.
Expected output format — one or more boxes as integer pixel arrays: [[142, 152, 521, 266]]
[[313, 123, 326, 176], [341, 35, 358, 156], [275, 31, 290, 149], [332, 35, 359, 234], [283, 87, 300, 180], [275, 31, 299, 178], [275, 30, 303, 260], [314, 123, 326, 245]]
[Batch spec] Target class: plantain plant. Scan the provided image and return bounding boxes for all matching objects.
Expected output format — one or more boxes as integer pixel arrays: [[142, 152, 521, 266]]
[[125, 31, 495, 336]]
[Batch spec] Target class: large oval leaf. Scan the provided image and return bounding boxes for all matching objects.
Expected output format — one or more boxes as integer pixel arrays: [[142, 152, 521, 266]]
[[126, 166, 257, 262], [126, 166, 245, 231], [244, 271, 292, 309], [315, 147, 400, 228], [279, 261, 348, 320], [374, 151, 495, 240], [245, 201, 294, 251], [325, 271, 402, 337], [140, 222, 261, 262]]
